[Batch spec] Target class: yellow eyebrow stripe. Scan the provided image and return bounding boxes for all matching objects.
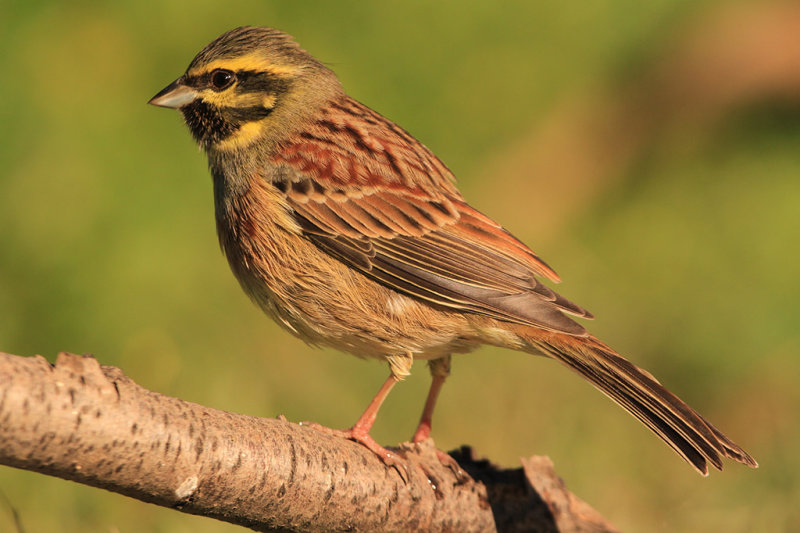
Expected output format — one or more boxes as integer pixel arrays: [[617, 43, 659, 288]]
[[187, 53, 301, 78]]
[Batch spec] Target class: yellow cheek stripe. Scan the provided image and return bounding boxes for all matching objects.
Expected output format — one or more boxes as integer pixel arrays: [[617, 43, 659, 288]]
[[262, 94, 277, 108], [213, 120, 268, 151], [198, 89, 266, 108], [187, 54, 300, 78], [196, 90, 233, 107]]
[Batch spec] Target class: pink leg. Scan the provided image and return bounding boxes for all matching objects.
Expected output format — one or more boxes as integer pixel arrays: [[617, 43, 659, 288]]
[[302, 374, 407, 477], [410, 358, 465, 478], [349, 374, 398, 449], [412, 372, 447, 443]]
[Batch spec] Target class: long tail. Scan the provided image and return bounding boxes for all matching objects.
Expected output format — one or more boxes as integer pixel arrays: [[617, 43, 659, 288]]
[[519, 329, 758, 475]]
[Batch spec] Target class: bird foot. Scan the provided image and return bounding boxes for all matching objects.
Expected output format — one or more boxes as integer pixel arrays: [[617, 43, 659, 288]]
[[410, 437, 469, 483], [433, 448, 467, 481], [300, 421, 409, 482]]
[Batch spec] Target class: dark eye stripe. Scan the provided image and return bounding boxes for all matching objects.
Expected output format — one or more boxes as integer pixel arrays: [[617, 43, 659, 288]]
[[185, 70, 289, 91], [185, 70, 291, 97], [230, 70, 291, 94], [221, 105, 274, 123]]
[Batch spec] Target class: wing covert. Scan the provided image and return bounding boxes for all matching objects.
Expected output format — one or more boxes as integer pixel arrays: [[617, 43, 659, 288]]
[[271, 95, 593, 335]]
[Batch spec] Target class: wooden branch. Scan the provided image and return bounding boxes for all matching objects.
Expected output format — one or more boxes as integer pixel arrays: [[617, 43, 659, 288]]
[[0, 351, 618, 532]]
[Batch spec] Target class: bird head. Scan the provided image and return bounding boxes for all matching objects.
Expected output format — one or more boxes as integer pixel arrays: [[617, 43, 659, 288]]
[[149, 26, 340, 151]]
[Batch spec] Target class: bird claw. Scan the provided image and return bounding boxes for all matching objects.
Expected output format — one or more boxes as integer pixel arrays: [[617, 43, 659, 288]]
[[382, 451, 410, 483], [433, 448, 468, 483], [299, 421, 409, 482], [410, 438, 469, 483]]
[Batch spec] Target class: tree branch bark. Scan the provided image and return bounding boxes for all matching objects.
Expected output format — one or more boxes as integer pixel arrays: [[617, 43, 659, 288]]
[[0, 351, 618, 532]]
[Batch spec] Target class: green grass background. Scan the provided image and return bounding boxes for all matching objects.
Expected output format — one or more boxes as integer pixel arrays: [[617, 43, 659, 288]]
[[1, 1, 798, 531]]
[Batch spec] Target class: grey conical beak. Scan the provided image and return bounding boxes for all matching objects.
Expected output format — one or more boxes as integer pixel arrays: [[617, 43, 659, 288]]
[[148, 77, 198, 109]]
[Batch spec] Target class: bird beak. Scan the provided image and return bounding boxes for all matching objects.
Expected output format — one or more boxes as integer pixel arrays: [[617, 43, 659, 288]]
[[148, 77, 199, 109]]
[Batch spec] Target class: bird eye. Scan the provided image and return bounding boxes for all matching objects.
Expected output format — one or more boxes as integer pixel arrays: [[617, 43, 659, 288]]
[[210, 69, 235, 90]]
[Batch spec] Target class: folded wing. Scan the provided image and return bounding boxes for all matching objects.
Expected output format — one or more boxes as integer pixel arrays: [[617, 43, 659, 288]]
[[271, 96, 593, 335]]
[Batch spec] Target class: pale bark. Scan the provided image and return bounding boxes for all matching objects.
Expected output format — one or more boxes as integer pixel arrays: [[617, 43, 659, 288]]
[[0, 351, 617, 532]]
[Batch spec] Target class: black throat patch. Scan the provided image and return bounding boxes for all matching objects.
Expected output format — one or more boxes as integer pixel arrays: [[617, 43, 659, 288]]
[[181, 100, 274, 147]]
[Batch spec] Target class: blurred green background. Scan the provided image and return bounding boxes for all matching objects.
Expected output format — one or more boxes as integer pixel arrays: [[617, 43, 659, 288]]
[[1, 1, 798, 531]]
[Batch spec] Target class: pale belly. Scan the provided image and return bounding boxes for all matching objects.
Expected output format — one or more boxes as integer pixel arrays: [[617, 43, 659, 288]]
[[233, 252, 482, 363]]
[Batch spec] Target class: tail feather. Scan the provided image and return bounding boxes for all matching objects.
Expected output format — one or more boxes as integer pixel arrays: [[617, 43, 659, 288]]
[[521, 331, 758, 474]]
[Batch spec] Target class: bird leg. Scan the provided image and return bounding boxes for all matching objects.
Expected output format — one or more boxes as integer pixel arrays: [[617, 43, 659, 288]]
[[410, 357, 465, 478], [411, 372, 447, 444], [301, 373, 408, 479], [412, 356, 450, 443]]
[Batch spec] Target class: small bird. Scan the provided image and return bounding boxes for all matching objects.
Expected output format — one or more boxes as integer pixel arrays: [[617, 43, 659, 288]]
[[150, 26, 757, 476]]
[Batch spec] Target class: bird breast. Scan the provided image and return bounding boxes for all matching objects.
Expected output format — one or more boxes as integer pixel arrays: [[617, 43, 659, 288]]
[[210, 168, 481, 361]]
